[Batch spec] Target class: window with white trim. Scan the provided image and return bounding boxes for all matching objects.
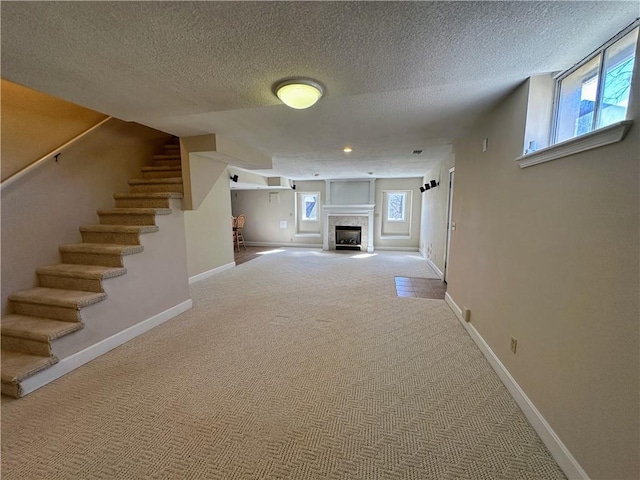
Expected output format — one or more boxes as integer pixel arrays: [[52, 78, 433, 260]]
[[386, 192, 406, 222], [553, 23, 638, 144], [300, 193, 318, 221]]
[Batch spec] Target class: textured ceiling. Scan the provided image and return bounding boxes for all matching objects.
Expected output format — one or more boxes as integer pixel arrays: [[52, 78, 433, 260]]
[[2, 1, 638, 181]]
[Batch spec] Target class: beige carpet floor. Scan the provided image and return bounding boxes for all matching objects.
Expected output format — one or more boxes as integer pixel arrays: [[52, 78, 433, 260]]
[[1, 249, 566, 479]]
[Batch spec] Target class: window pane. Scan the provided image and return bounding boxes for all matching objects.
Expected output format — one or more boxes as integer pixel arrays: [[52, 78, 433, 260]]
[[598, 28, 638, 128], [387, 193, 405, 221], [555, 55, 601, 143], [303, 195, 317, 220]]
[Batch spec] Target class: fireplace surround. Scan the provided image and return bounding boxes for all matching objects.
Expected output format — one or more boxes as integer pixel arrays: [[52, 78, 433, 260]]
[[323, 206, 375, 252], [322, 179, 375, 253]]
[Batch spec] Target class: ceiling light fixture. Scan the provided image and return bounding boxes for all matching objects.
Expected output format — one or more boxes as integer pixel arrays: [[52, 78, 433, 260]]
[[275, 78, 324, 109], [343, 147, 353, 153]]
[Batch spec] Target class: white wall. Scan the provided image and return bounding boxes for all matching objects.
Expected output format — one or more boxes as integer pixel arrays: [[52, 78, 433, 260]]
[[447, 75, 639, 479]]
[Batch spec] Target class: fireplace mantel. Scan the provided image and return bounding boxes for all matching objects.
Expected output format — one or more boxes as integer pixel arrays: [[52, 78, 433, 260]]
[[322, 204, 375, 252]]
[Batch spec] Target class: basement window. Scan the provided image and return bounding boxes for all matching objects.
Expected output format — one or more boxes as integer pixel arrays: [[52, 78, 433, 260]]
[[300, 193, 319, 221], [516, 20, 638, 168], [386, 192, 407, 222], [553, 24, 638, 144]]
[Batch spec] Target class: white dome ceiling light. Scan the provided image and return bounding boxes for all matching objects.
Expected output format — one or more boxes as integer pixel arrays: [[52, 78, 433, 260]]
[[275, 78, 324, 109]]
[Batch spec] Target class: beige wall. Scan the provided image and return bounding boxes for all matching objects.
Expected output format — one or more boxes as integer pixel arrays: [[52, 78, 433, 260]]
[[1, 79, 108, 181], [231, 181, 325, 247], [231, 179, 423, 250], [1, 119, 172, 314], [294, 181, 324, 235], [52, 199, 190, 359], [420, 155, 455, 275], [447, 77, 639, 479], [184, 173, 235, 278], [231, 188, 300, 246]]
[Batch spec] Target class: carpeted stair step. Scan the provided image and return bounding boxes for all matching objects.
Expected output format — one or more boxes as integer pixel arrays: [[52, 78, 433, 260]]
[[151, 153, 182, 167], [59, 243, 144, 268], [161, 145, 180, 156], [1, 314, 83, 356], [9, 287, 106, 322], [128, 178, 183, 194], [97, 207, 171, 226], [1, 350, 58, 397], [37, 264, 126, 292], [113, 192, 183, 208], [152, 153, 181, 161], [141, 165, 183, 179], [80, 224, 159, 245]]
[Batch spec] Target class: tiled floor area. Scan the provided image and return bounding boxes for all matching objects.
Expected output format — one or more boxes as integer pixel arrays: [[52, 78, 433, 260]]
[[394, 276, 447, 299]]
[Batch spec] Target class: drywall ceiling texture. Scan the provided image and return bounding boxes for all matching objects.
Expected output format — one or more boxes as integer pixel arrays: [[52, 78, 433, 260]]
[[2, 1, 638, 180]]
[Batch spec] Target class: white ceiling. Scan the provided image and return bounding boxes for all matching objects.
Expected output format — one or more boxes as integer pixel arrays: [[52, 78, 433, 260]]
[[2, 1, 638, 182]]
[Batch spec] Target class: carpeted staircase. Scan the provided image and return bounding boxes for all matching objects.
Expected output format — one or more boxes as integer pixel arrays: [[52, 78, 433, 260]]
[[1, 140, 184, 398]]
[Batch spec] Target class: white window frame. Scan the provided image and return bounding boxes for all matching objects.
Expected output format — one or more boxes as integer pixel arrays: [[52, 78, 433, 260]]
[[299, 192, 319, 222], [516, 21, 637, 168], [551, 21, 639, 145], [385, 191, 407, 222]]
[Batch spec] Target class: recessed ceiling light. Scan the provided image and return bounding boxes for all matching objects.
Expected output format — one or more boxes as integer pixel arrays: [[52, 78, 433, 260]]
[[367, 172, 374, 175], [343, 147, 353, 153], [274, 78, 324, 109]]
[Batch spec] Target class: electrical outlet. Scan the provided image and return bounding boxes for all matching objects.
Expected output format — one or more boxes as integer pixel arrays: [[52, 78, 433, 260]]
[[510, 337, 518, 354]]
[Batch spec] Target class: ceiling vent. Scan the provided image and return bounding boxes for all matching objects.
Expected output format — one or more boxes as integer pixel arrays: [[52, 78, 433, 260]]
[[412, 150, 423, 155]]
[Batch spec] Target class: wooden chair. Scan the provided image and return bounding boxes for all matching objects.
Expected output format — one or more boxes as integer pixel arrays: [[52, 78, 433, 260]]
[[231, 216, 237, 250], [233, 214, 246, 251]]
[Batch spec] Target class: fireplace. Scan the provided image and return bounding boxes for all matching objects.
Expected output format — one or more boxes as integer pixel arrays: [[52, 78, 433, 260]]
[[335, 226, 362, 251], [321, 179, 375, 252]]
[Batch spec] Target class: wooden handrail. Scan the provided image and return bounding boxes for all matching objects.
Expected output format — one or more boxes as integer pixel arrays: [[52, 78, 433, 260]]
[[1, 116, 113, 191]]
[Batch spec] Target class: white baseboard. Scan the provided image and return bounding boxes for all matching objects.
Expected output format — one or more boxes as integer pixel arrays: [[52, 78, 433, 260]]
[[419, 248, 427, 259], [444, 293, 589, 480], [245, 241, 321, 249], [373, 246, 419, 252], [20, 299, 193, 396], [189, 262, 235, 284], [425, 257, 444, 279]]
